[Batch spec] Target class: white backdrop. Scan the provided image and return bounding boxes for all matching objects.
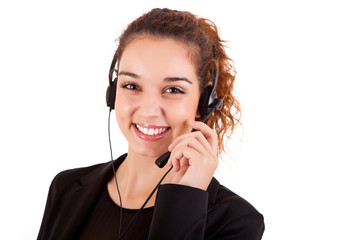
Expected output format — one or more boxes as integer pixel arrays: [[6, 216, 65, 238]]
[[1, 0, 359, 239]]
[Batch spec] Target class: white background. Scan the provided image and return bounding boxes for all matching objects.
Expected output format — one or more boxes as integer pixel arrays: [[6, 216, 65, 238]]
[[1, 0, 359, 239]]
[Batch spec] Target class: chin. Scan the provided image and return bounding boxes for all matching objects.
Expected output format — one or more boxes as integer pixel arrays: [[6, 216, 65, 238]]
[[130, 146, 168, 159]]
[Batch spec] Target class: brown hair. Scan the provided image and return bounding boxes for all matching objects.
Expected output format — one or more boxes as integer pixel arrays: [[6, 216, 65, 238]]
[[113, 8, 241, 155]]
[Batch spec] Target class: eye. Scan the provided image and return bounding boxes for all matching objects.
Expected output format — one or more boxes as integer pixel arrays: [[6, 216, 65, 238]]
[[164, 87, 185, 94], [120, 82, 140, 91]]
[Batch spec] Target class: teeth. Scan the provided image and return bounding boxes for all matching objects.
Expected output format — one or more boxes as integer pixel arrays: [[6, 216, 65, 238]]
[[136, 124, 168, 136]]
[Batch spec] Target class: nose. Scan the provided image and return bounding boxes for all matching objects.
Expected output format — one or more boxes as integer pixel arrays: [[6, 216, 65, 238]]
[[138, 90, 163, 119]]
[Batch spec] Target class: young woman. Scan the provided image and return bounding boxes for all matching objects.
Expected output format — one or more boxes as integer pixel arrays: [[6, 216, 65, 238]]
[[38, 8, 264, 240]]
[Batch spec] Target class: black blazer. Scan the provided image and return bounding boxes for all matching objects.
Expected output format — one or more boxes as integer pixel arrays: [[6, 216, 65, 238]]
[[38, 154, 264, 239]]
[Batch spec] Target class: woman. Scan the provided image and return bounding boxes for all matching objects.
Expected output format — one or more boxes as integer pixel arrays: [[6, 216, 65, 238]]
[[38, 8, 264, 240]]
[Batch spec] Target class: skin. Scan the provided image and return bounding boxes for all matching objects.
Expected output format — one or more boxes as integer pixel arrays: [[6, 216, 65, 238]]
[[107, 36, 219, 209]]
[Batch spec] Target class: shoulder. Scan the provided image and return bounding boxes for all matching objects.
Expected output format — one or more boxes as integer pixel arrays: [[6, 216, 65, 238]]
[[49, 153, 127, 193], [216, 183, 262, 217], [49, 162, 109, 195], [52, 162, 107, 185], [207, 180, 265, 239]]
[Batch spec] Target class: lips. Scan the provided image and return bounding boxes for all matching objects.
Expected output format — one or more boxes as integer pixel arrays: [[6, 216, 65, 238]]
[[133, 123, 171, 141]]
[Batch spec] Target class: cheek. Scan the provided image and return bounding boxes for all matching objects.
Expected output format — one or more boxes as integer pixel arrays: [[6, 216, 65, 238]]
[[115, 90, 130, 107], [114, 93, 135, 126], [168, 96, 199, 132], [179, 98, 198, 117], [171, 94, 198, 115]]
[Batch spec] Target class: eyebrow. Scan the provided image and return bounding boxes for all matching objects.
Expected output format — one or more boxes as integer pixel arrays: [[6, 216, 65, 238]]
[[164, 77, 193, 84], [119, 71, 139, 78], [119, 71, 193, 84]]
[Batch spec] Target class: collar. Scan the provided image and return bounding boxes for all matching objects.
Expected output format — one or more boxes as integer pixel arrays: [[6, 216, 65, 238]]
[[78, 153, 219, 205]]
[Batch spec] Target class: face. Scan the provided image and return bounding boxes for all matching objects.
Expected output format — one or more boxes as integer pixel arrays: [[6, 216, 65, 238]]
[[114, 36, 201, 158]]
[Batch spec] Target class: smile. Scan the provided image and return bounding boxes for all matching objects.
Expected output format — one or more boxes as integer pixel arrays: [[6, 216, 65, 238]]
[[133, 123, 171, 141], [135, 124, 169, 136]]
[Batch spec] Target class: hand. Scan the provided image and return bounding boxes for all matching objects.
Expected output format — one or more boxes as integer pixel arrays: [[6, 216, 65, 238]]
[[167, 120, 219, 191]]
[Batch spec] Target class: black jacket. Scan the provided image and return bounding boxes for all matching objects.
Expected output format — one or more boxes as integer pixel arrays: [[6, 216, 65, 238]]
[[38, 154, 264, 239]]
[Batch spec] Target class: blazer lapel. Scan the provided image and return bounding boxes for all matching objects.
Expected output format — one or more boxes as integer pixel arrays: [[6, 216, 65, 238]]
[[48, 154, 126, 239]]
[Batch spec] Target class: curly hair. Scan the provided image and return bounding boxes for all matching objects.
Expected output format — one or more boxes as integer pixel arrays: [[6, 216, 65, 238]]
[[112, 8, 241, 155]]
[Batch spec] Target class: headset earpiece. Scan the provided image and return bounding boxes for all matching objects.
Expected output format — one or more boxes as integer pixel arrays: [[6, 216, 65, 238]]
[[106, 54, 119, 111], [198, 85, 212, 120], [106, 77, 117, 110], [197, 44, 223, 122], [198, 87, 223, 122]]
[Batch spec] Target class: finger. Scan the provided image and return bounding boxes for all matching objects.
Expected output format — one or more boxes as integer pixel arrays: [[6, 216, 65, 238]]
[[173, 154, 182, 172], [171, 136, 208, 157], [169, 120, 217, 152], [170, 145, 203, 168], [180, 147, 204, 167], [166, 157, 173, 167], [168, 147, 186, 172], [188, 120, 217, 150], [169, 145, 188, 172], [178, 156, 189, 171], [169, 130, 215, 155]]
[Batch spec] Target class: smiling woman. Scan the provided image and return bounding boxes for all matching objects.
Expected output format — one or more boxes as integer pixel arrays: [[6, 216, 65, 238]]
[[115, 37, 200, 158], [37, 8, 264, 240]]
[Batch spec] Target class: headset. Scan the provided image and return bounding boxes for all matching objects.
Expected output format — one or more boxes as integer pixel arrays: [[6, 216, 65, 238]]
[[106, 44, 223, 122], [106, 42, 223, 239]]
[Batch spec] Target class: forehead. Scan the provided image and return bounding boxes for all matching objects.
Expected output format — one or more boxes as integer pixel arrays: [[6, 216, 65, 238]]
[[118, 36, 198, 83]]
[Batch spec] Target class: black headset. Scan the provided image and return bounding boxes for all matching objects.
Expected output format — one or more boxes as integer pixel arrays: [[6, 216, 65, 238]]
[[106, 44, 223, 122]]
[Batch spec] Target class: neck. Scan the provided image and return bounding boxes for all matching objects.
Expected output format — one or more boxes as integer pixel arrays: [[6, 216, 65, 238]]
[[121, 151, 171, 180], [113, 150, 174, 207]]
